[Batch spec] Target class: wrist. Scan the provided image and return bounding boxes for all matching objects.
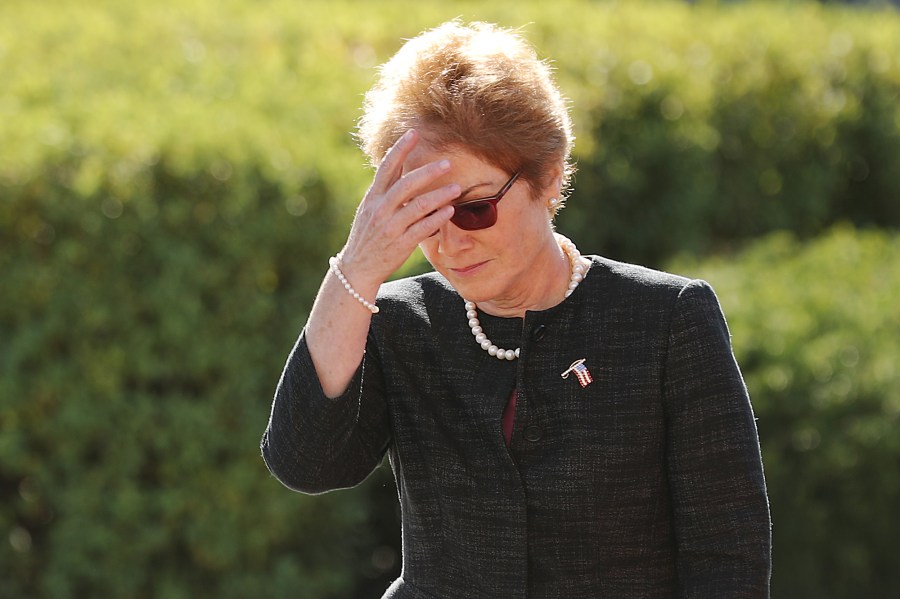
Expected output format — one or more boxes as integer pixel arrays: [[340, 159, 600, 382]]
[[329, 254, 380, 314]]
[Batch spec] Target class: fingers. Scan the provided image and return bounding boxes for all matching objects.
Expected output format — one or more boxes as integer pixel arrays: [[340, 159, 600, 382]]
[[396, 182, 460, 234], [343, 127, 460, 275], [407, 204, 455, 243], [370, 129, 418, 195], [370, 129, 455, 213], [384, 158, 455, 219]]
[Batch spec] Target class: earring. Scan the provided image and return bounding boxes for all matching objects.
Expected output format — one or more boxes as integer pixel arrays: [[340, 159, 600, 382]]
[[549, 198, 559, 209]]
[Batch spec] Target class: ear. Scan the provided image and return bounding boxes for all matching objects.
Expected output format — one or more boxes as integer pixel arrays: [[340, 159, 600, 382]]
[[545, 163, 564, 198], [542, 164, 564, 220]]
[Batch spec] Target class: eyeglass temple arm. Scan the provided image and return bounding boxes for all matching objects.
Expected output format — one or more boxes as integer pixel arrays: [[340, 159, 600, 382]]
[[453, 172, 520, 207]]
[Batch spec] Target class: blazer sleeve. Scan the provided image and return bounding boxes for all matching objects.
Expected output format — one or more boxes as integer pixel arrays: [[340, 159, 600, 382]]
[[662, 280, 772, 598], [260, 329, 391, 495]]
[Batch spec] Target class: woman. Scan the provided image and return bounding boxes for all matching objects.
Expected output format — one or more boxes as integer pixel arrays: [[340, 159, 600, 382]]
[[262, 21, 771, 598]]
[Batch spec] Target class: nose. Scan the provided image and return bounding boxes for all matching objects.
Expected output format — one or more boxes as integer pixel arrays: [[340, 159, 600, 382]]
[[435, 218, 474, 258]]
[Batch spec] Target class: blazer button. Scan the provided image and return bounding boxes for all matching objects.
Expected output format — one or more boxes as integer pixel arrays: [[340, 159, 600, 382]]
[[523, 425, 543, 442], [531, 325, 547, 342]]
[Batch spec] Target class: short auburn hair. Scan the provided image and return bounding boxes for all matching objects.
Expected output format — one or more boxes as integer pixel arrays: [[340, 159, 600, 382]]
[[357, 21, 575, 200]]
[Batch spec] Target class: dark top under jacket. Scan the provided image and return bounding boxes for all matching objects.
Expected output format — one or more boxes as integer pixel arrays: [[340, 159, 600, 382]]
[[261, 256, 772, 598]]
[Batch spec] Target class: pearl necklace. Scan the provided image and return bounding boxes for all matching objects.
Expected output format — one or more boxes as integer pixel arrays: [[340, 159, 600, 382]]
[[464, 234, 587, 361]]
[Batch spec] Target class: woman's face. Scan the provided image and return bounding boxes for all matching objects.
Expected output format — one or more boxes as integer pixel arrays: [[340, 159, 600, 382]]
[[402, 137, 561, 311]]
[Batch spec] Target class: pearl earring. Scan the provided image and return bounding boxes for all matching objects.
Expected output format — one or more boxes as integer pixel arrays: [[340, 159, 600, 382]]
[[549, 198, 559, 209]]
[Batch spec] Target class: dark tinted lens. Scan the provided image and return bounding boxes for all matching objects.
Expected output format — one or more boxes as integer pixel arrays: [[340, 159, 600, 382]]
[[452, 201, 497, 230]]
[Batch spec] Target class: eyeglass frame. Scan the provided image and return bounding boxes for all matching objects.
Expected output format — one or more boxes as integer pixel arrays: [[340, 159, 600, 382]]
[[450, 171, 520, 231]]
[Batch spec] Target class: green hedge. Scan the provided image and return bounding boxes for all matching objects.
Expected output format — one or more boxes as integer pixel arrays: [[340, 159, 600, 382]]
[[1, 2, 376, 595], [2, 1, 900, 598], [553, 1, 900, 265]]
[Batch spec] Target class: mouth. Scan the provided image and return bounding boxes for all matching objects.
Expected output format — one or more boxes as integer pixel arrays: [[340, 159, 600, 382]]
[[448, 260, 489, 276]]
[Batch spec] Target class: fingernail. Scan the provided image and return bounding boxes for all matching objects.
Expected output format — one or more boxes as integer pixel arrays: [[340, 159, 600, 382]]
[[439, 159, 451, 171], [403, 129, 415, 142]]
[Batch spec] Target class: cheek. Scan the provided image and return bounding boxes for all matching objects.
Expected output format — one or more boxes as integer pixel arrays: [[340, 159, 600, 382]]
[[418, 237, 439, 265], [501, 203, 542, 239], [520, 202, 553, 237]]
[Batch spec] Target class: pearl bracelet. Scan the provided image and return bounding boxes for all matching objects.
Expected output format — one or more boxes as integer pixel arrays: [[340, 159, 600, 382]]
[[328, 255, 379, 314]]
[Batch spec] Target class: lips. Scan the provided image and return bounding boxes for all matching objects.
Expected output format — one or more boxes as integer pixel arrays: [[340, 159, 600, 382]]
[[448, 260, 488, 276]]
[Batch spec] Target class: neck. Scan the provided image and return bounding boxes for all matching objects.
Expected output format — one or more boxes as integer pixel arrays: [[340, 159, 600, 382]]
[[476, 232, 574, 319]]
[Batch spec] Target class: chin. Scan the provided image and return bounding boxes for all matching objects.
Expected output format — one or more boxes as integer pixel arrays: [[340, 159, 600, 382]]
[[435, 264, 503, 303], [446, 280, 495, 304]]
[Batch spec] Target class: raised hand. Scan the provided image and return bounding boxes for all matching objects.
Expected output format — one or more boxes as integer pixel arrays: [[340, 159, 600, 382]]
[[303, 129, 459, 397], [338, 129, 460, 289]]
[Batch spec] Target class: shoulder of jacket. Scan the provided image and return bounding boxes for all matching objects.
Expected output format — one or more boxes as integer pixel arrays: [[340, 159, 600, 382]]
[[373, 271, 460, 328], [377, 271, 454, 302], [589, 255, 693, 296]]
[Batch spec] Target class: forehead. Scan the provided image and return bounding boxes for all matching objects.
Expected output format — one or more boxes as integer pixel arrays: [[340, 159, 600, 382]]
[[402, 138, 500, 179]]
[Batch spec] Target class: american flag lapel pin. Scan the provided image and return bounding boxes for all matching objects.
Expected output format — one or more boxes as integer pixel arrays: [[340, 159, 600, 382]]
[[561, 358, 593, 388]]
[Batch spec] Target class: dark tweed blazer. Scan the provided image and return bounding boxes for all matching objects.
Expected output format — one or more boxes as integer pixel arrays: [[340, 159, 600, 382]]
[[262, 256, 772, 598]]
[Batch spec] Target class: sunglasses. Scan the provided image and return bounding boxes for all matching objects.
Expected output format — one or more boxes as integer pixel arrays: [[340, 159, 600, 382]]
[[450, 171, 520, 231]]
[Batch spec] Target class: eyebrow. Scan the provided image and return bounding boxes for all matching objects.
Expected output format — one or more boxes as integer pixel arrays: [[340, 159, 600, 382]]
[[456, 181, 496, 200]]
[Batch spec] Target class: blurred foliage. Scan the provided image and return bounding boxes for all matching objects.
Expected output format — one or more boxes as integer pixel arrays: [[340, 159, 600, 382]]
[[1, 0, 899, 598], [669, 226, 900, 597], [552, 0, 900, 266]]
